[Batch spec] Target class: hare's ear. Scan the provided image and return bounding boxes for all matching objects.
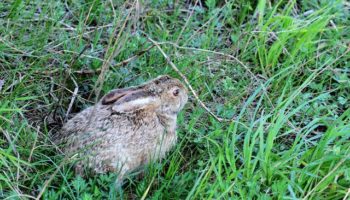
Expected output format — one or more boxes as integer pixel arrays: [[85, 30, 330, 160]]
[[111, 90, 160, 113], [101, 87, 139, 105]]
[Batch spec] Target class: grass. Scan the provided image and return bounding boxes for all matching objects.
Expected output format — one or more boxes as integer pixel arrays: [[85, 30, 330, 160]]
[[0, 0, 350, 199]]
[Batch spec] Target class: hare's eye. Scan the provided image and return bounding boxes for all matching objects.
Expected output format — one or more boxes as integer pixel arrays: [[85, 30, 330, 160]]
[[173, 89, 180, 96]]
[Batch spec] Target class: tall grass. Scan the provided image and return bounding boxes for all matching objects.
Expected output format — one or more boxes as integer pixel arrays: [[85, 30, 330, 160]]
[[1, 0, 349, 199]]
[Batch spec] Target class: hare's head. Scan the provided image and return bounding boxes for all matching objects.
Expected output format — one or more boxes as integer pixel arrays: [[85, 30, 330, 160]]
[[101, 75, 188, 117]]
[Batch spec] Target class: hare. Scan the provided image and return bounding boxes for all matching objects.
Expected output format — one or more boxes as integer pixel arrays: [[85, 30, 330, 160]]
[[54, 75, 188, 181]]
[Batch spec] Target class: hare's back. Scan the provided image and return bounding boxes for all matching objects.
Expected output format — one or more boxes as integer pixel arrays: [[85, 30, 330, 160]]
[[56, 105, 111, 148]]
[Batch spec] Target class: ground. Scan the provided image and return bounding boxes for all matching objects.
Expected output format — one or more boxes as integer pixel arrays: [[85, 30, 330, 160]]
[[0, 0, 350, 199]]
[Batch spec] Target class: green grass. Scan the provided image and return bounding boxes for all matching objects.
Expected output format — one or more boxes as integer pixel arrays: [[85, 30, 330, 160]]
[[1, 0, 350, 199]]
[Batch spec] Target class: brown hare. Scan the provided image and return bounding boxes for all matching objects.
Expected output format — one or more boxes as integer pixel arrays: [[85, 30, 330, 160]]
[[54, 75, 188, 182]]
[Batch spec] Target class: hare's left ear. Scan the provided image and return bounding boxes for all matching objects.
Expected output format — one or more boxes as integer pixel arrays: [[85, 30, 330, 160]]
[[101, 87, 139, 105], [110, 89, 161, 113]]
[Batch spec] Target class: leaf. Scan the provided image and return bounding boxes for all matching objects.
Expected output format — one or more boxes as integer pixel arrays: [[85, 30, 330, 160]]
[[205, 0, 216, 11], [72, 176, 87, 193], [338, 96, 347, 105], [257, 0, 266, 26], [82, 193, 93, 200]]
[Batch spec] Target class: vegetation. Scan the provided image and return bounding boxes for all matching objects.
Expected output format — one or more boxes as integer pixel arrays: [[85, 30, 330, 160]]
[[1, 0, 349, 199]]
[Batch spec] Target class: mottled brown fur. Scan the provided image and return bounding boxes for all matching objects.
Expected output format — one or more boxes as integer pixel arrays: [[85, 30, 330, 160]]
[[54, 75, 188, 181]]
